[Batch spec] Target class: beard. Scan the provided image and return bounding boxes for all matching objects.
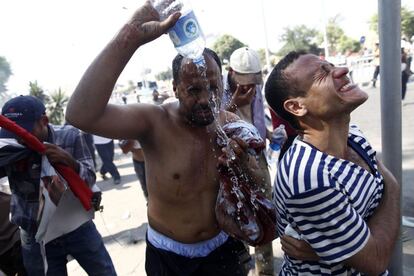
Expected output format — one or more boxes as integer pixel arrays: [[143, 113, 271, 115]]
[[188, 104, 215, 127]]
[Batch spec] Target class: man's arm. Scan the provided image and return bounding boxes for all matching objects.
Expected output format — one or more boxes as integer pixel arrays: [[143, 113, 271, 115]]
[[45, 128, 97, 187], [71, 132, 97, 187], [65, 1, 179, 139], [283, 159, 400, 275], [343, 159, 400, 274]]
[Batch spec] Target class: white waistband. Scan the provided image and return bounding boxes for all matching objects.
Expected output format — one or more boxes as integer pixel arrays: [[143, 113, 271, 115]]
[[147, 225, 229, 258]]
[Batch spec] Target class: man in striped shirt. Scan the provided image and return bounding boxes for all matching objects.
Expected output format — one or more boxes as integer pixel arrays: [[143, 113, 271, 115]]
[[265, 51, 400, 275]]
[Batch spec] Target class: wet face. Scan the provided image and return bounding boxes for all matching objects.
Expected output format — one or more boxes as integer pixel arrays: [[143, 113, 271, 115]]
[[285, 54, 368, 119], [175, 54, 223, 127]]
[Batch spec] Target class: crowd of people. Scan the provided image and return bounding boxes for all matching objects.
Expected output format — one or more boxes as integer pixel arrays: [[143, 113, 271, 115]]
[[0, 1, 410, 275]]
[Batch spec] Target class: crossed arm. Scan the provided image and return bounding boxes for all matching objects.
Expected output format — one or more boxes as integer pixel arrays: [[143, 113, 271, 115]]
[[282, 159, 400, 275]]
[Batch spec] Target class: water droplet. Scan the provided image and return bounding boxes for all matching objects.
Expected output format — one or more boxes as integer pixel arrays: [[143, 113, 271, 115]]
[[237, 202, 243, 209]]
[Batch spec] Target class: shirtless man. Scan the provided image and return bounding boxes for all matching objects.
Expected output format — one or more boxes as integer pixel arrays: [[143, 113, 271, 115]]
[[66, 2, 267, 275]]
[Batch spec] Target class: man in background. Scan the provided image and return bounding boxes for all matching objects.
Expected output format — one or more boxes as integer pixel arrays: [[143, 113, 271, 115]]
[[0, 95, 116, 275], [222, 47, 273, 275]]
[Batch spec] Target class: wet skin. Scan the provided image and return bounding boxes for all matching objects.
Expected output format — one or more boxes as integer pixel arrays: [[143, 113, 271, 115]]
[[144, 54, 240, 243]]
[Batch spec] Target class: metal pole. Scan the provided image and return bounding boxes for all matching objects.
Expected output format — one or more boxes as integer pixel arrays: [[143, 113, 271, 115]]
[[378, 0, 402, 275], [260, 0, 271, 71]]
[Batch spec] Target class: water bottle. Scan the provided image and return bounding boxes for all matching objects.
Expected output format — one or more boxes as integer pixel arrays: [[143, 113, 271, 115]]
[[267, 124, 287, 165], [152, 0, 206, 64]]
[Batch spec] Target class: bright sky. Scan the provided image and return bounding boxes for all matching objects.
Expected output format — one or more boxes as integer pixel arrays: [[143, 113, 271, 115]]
[[0, 0, 412, 95]]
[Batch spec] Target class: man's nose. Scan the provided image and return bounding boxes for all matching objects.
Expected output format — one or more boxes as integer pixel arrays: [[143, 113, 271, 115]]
[[332, 67, 349, 79], [197, 89, 211, 105]]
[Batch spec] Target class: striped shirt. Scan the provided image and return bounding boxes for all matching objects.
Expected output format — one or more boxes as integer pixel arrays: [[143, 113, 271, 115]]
[[275, 125, 385, 275]]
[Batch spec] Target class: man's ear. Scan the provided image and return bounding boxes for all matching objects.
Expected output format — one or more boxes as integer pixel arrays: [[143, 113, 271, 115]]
[[284, 98, 307, 117], [172, 80, 178, 98]]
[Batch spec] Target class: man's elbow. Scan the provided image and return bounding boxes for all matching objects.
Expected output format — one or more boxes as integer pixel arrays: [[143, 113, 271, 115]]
[[65, 105, 79, 127], [65, 109, 90, 131]]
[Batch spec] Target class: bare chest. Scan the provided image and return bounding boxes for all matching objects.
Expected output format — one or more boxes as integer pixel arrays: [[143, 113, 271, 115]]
[[145, 130, 222, 198]]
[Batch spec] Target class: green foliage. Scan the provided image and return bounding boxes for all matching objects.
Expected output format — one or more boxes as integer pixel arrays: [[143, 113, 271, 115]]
[[277, 25, 321, 56], [0, 56, 12, 93], [212, 34, 247, 62], [29, 81, 50, 104], [29, 82, 69, 125], [47, 88, 68, 125], [257, 48, 276, 67], [155, 68, 173, 81], [316, 15, 361, 55], [370, 7, 414, 40], [338, 36, 361, 54], [369, 14, 378, 34], [401, 7, 414, 40], [325, 15, 345, 54]]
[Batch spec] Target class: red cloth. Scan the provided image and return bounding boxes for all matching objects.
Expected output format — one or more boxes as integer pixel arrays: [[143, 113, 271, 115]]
[[0, 115, 93, 210], [270, 109, 297, 136]]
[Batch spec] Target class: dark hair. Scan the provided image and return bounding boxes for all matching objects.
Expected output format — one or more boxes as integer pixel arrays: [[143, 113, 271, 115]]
[[172, 48, 222, 83], [265, 50, 307, 130]]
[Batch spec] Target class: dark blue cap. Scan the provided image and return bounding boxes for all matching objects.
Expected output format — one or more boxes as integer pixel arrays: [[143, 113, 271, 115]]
[[0, 95, 46, 138]]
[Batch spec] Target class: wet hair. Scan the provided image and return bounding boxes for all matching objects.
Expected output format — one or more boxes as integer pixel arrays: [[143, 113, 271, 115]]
[[172, 48, 222, 83], [264, 50, 307, 130]]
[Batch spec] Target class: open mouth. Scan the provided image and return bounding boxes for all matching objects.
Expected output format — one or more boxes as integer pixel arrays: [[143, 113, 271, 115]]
[[338, 77, 357, 93]]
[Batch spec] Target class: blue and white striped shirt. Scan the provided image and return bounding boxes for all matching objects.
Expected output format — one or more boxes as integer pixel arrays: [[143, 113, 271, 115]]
[[275, 125, 385, 275]]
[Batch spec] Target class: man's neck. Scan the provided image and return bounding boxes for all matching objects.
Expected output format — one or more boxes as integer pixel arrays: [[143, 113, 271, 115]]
[[302, 116, 350, 159]]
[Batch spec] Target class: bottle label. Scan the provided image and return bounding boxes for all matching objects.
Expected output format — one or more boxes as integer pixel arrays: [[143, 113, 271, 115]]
[[169, 11, 202, 47]]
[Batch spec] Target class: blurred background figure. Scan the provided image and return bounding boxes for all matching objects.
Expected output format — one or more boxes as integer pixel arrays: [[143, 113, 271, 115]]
[[0, 189, 26, 276], [371, 42, 380, 88], [93, 135, 121, 185], [119, 140, 147, 200]]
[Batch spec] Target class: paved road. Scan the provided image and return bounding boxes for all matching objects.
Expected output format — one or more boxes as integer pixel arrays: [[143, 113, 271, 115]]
[[66, 82, 414, 275]]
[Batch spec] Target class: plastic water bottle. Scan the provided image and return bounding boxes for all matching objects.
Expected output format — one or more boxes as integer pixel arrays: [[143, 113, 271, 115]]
[[267, 124, 287, 185], [152, 0, 206, 64], [267, 124, 288, 165]]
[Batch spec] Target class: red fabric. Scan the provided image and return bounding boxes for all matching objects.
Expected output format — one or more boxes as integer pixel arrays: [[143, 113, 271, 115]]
[[270, 109, 297, 136], [0, 115, 93, 210]]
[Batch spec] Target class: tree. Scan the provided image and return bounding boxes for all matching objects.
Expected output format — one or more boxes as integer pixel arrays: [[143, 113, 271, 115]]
[[338, 36, 361, 54], [324, 15, 345, 55], [277, 25, 320, 56], [47, 88, 68, 125], [0, 56, 12, 93], [212, 34, 246, 63], [401, 7, 414, 40], [370, 7, 414, 40], [29, 81, 50, 104], [257, 48, 276, 68], [317, 15, 361, 55], [155, 68, 173, 81], [369, 14, 378, 35]]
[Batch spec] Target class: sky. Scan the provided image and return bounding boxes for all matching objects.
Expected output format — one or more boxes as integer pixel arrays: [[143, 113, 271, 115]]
[[0, 0, 413, 95]]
